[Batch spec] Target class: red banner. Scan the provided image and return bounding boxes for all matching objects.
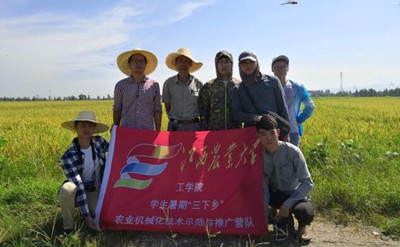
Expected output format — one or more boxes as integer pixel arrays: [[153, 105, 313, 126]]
[[95, 127, 265, 235]]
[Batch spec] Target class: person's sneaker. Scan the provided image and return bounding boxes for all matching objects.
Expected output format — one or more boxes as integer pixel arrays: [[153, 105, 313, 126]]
[[273, 216, 289, 241], [258, 229, 271, 244], [273, 215, 296, 241], [294, 230, 312, 246], [287, 214, 296, 238]]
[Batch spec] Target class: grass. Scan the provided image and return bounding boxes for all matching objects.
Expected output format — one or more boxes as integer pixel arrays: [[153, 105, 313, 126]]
[[0, 97, 399, 245], [299, 97, 400, 237]]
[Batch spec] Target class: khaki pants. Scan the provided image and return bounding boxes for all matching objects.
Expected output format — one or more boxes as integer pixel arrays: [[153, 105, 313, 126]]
[[58, 182, 99, 230]]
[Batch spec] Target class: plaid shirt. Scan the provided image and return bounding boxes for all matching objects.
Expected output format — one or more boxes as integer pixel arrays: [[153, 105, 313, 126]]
[[61, 136, 109, 217], [113, 76, 162, 129]]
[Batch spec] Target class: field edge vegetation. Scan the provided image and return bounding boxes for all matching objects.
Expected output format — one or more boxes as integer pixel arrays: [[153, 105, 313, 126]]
[[0, 98, 399, 245]]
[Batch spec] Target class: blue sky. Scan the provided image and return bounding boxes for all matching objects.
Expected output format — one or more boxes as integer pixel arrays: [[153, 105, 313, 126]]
[[1, 0, 399, 98]]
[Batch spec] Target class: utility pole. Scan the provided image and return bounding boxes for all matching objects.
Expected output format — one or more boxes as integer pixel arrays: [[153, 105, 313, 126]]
[[340, 72, 344, 92]]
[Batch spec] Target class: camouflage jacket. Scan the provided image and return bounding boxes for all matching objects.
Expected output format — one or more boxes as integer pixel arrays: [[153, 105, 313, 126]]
[[199, 78, 241, 130]]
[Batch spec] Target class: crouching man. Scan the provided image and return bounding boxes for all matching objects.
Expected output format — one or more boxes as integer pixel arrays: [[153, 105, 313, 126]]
[[59, 111, 109, 235], [256, 113, 314, 244]]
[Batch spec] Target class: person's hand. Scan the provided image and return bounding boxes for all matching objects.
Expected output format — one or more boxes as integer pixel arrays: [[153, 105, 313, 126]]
[[278, 204, 290, 218], [84, 216, 98, 231], [110, 124, 118, 133], [269, 206, 278, 218]]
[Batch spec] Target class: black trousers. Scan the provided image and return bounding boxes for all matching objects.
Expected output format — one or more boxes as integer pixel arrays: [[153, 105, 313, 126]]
[[269, 188, 314, 228]]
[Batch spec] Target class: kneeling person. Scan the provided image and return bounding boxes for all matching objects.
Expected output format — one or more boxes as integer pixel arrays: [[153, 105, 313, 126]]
[[256, 114, 314, 242], [59, 111, 109, 234]]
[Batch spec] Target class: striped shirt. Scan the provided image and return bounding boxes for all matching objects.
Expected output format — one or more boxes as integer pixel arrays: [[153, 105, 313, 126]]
[[113, 76, 162, 129], [60, 136, 108, 217]]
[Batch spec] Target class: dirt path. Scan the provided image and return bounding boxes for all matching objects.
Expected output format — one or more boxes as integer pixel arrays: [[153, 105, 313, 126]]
[[127, 216, 399, 246], [303, 217, 398, 247]]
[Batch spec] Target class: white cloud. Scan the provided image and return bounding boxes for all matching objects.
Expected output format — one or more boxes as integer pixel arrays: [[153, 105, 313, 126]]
[[0, 7, 140, 97], [144, 1, 214, 27], [175, 2, 214, 22], [0, 1, 215, 97]]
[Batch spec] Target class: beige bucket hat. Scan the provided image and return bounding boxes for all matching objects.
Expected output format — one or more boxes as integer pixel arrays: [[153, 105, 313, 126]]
[[165, 48, 203, 73], [117, 48, 158, 76], [61, 111, 109, 134]]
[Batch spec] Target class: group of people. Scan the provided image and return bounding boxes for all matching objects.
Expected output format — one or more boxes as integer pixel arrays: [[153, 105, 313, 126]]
[[58, 47, 315, 244]]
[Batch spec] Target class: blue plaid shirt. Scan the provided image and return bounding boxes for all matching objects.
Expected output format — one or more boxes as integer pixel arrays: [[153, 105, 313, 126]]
[[61, 136, 109, 217]]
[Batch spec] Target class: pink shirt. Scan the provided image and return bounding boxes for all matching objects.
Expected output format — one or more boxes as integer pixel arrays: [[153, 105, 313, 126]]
[[113, 76, 162, 130]]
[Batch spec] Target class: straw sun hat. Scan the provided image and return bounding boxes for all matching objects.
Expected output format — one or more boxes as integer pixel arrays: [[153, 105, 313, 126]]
[[165, 48, 203, 73], [117, 48, 158, 76], [61, 111, 109, 134]]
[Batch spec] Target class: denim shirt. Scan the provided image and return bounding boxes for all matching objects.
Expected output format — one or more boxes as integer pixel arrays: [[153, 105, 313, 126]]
[[232, 74, 289, 127]]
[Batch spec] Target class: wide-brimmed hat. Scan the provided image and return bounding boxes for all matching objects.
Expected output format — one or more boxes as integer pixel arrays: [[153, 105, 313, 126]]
[[61, 111, 109, 134], [117, 48, 158, 76], [165, 48, 203, 73]]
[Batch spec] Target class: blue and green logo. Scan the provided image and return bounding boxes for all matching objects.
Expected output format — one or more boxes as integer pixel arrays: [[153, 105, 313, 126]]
[[114, 143, 182, 189]]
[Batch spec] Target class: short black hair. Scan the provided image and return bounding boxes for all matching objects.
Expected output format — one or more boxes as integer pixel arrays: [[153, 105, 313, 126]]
[[255, 114, 278, 132], [74, 121, 97, 126]]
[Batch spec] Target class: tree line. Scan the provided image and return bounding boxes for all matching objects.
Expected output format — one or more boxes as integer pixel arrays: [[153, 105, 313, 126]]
[[0, 94, 112, 101], [307, 87, 400, 97], [1, 87, 400, 101]]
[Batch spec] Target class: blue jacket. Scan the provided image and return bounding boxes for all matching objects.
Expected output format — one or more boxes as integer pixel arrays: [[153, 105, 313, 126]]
[[233, 74, 289, 127], [285, 80, 315, 136]]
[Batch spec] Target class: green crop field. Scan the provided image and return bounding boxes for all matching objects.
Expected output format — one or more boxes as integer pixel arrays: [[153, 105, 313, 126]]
[[0, 97, 399, 246]]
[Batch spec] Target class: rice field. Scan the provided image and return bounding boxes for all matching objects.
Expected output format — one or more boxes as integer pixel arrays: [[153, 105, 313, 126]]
[[0, 97, 399, 245]]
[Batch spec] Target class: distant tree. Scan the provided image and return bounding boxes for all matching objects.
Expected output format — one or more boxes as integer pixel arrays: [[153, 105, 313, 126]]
[[392, 87, 400, 96], [2, 86, 398, 101], [336, 91, 351, 97], [78, 94, 86, 100], [368, 88, 377, 96], [65, 95, 77, 100]]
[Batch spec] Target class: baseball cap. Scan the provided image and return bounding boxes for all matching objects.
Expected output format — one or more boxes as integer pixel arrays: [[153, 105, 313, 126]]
[[239, 51, 257, 63], [271, 55, 289, 68]]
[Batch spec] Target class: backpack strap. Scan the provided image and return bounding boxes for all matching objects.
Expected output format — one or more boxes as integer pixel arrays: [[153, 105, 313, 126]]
[[242, 82, 290, 136]]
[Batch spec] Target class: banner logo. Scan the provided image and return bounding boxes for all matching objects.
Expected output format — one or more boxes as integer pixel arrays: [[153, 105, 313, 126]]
[[114, 143, 183, 189]]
